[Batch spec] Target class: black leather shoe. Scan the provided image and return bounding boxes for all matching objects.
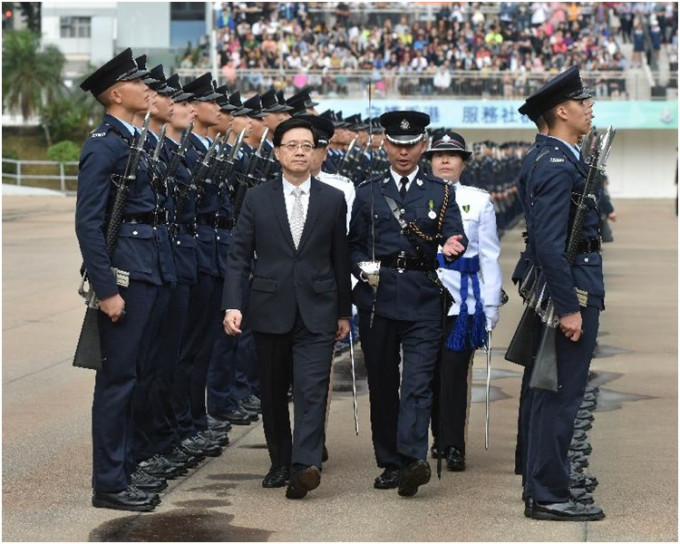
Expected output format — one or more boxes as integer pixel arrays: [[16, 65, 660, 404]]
[[580, 399, 596, 410], [576, 409, 594, 421], [262, 465, 290, 488], [570, 487, 594, 504], [198, 429, 230, 447], [207, 415, 232, 432], [430, 443, 442, 459], [573, 418, 592, 431], [218, 408, 252, 426], [165, 446, 199, 469], [569, 440, 592, 455], [285, 465, 321, 499], [241, 394, 262, 413], [139, 454, 187, 479], [572, 429, 588, 441], [528, 500, 605, 521], [131, 469, 168, 492], [239, 401, 259, 421], [374, 467, 400, 489], [322, 445, 329, 463], [92, 485, 156, 512], [445, 447, 465, 472], [398, 459, 431, 497], [182, 435, 222, 457]]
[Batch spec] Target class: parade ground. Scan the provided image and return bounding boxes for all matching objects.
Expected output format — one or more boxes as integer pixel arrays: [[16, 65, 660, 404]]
[[2, 194, 677, 542]]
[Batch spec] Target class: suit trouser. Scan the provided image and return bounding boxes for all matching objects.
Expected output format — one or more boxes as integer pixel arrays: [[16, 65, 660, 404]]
[[430, 315, 475, 455], [92, 281, 159, 492], [359, 311, 441, 468], [254, 312, 334, 469], [525, 305, 599, 504]]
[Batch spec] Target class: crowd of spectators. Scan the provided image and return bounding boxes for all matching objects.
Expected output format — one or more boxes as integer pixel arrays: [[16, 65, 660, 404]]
[[183, 2, 678, 99]]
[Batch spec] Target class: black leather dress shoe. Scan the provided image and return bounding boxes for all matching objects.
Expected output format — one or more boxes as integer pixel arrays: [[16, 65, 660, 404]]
[[580, 399, 596, 410], [576, 409, 594, 421], [166, 446, 199, 469], [262, 465, 290, 488], [528, 500, 605, 521], [139, 454, 187, 479], [374, 467, 400, 489], [239, 401, 259, 421], [207, 415, 232, 432], [430, 443, 441, 459], [445, 447, 465, 472], [322, 445, 329, 463], [198, 429, 230, 447], [241, 394, 262, 413], [573, 418, 593, 431], [572, 429, 588, 441], [569, 440, 592, 455], [131, 468, 168, 492], [182, 435, 222, 457], [286, 465, 321, 499], [569, 487, 594, 504], [218, 408, 252, 426], [398, 459, 431, 497], [92, 485, 156, 512]]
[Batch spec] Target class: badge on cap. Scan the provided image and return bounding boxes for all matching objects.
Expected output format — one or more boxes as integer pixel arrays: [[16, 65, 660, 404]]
[[400, 119, 410, 130], [441, 134, 451, 142]]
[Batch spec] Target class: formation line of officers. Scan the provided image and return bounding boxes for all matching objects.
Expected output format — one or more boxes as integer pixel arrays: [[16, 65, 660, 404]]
[[75, 48, 605, 522]]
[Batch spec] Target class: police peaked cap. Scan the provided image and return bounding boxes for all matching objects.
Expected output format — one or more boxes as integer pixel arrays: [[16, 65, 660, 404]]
[[276, 90, 289, 108], [80, 48, 149, 96], [146, 64, 175, 95], [286, 89, 318, 116], [297, 114, 334, 146], [518, 65, 592, 120], [345, 114, 369, 132], [243, 94, 267, 118], [183, 73, 222, 102], [262, 89, 293, 112], [214, 85, 238, 111], [319, 109, 347, 128], [228, 91, 252, 116], [166, 74, 194, 102], [423, 132, 472, 160], [380, 110, 430, 144]]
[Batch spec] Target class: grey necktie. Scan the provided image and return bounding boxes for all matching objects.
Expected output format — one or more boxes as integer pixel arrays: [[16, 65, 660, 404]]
[[290, 187, 305, 249]]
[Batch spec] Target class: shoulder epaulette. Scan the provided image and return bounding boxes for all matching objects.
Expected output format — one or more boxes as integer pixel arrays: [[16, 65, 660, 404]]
[[459, 184, 489, 195], [358, 176, 382, 188]]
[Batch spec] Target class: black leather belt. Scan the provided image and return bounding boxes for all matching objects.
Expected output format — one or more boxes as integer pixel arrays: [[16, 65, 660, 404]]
[[122, 211, 168, 226], [379, 252, 436, 272], [172, 223, 197, 236], [196, 215, 234, 229], [215, 217, 234, 229], [576, 238, 601, 254]]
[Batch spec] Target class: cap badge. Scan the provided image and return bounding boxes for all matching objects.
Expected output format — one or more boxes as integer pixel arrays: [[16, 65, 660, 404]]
[[400, 119, 410, 130], [441, 134, 451, 142]]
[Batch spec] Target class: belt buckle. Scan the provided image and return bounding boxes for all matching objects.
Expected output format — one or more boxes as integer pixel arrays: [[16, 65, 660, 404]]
[[396, 252, 407, 274]]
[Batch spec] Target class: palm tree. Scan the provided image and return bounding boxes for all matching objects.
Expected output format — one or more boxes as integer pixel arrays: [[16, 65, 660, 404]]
[[2, 29, 65, 121]]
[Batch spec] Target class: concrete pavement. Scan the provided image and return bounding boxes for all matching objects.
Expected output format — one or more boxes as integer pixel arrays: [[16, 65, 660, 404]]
[[2, 195, 677, 541]]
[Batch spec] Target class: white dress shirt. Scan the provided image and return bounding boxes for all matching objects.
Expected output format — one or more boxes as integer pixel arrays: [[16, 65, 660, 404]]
[[390, 168, 417, 194]]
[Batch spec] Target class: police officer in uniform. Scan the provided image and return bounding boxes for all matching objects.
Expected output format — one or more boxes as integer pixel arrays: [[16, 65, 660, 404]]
[[349, 111, 468, 497], [514, 66, 606, 521], [77, 48, 161, 512], [426, 133, 503, 472]]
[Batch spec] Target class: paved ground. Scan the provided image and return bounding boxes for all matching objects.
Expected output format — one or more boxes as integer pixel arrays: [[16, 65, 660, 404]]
[[2, 195, 677, 542]]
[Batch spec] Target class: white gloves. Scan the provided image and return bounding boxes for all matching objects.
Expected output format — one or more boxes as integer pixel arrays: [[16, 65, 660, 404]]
[[485, 306, 499, 331]]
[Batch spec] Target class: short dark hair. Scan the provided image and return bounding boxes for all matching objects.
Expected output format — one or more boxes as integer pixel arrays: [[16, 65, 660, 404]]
[[273, 117, 318, 147], [542, 106, 559, 129]]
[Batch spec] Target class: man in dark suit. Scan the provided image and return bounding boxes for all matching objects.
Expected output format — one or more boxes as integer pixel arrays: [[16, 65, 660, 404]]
[[223, 117, 352, 500]]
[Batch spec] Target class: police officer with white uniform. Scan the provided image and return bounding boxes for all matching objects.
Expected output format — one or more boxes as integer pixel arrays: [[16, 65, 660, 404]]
[[425, 133, 502, 472]]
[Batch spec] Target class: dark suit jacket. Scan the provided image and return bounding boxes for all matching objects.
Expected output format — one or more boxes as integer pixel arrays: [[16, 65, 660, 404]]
[[223, 176, 352, 334]]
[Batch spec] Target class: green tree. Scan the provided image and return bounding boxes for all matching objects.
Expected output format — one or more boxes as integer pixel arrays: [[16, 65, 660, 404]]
[[2, 29, 65, 121]]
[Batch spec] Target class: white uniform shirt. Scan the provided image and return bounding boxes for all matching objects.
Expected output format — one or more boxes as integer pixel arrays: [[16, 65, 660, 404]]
[[316, 171, 355, 231], [437, 183, 503, 328]]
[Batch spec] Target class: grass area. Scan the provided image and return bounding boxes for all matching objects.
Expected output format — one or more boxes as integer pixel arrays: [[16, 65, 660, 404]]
[[2, 126, 78, 191]]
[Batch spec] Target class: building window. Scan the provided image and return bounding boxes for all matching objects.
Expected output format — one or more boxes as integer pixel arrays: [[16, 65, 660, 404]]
[[60, 17, 91, 38], [171, 2, 205, 21]]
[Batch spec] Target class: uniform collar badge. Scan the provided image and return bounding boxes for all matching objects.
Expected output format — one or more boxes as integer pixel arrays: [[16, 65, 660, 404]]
[[462, 204, 470, 213]]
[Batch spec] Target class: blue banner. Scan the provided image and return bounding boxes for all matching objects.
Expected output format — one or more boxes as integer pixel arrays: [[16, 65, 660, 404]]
[[316, 99, 678, 129]]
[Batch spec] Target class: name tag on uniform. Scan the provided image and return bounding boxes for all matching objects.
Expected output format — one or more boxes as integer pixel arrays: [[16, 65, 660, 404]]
[[550, 157, 564, 163]]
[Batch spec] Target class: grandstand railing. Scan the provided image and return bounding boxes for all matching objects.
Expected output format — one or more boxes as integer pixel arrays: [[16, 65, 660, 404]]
[[177, 68, 674, 100]]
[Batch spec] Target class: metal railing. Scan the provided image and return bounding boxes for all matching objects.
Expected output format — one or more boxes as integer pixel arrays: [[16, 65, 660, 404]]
[[2, 159, 78, 193], [175, 68, 674, 101]]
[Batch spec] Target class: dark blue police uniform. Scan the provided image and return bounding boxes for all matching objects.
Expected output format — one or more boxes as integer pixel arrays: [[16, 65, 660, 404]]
[[349, 111, 468, 495]]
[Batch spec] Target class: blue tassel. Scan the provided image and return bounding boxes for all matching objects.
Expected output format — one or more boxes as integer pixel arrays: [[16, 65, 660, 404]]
[[446, 274, 470, 351]]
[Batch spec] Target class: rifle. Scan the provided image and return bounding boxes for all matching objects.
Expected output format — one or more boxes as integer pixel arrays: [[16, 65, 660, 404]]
[[148, 123, 167, 190], [528, 126, 615, 392], [168, 123, 195, 237], [73, 112, 151, 371], [222, 128, 246, 201], [335, 136, 358, 177], [232, 128, 269, 222], [191, 134, 221, 203]]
